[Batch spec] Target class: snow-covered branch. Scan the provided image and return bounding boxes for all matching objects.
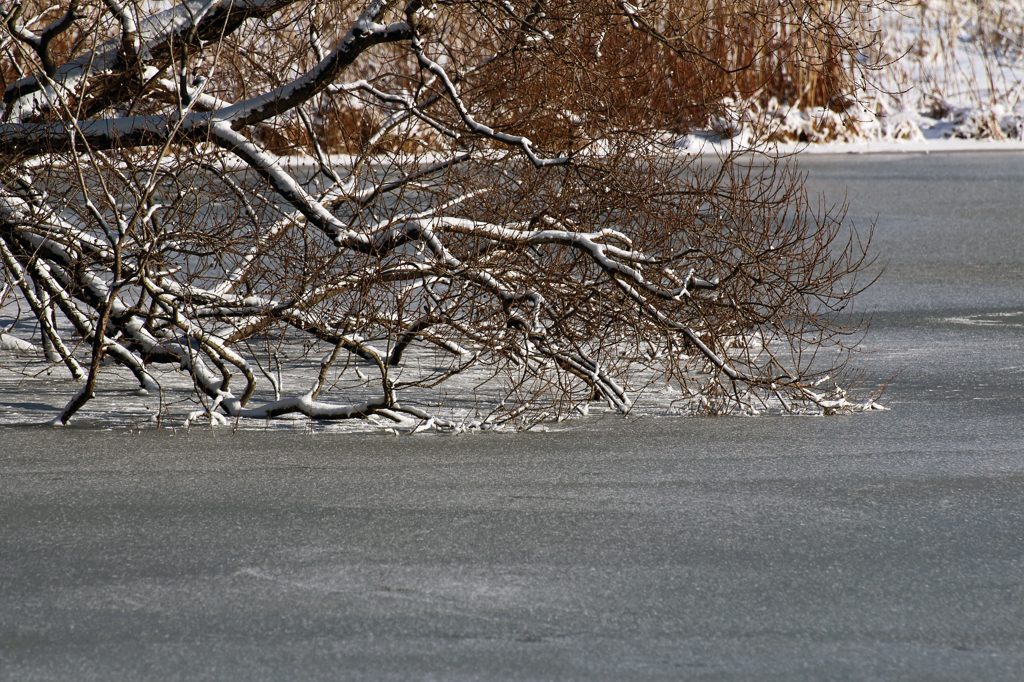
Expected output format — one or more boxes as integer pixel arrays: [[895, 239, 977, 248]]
[[1, 0, 878, 427]]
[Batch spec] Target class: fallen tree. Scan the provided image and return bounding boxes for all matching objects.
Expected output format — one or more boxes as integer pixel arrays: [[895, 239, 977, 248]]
[[1, 0, 881, 428]]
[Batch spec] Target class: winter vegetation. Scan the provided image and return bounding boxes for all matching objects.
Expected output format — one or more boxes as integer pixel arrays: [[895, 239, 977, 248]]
[[863, 0, 1024, 142], [724, 0, 1024, 145], [9, 0, 1004, 430]]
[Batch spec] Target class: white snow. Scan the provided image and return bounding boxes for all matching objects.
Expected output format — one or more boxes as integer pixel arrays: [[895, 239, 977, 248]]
[[680, 0, 1024, 155], [0, 333, 40, 354]]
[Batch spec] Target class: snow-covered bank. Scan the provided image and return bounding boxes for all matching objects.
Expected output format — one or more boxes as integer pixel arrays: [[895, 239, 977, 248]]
[[679, 0, 1024, 156], [675, 129, 1024, 157], [785, 136, 1024, 155], [718, 135, 1024, 156]]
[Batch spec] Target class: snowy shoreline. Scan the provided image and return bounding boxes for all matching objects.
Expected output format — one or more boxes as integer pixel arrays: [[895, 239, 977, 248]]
[[676, 125, 1024, 157], [780, 136, 1024, 155]]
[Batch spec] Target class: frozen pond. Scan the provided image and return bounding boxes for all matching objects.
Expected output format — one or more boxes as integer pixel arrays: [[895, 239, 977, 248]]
[[2, 151, 1023, 680]]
